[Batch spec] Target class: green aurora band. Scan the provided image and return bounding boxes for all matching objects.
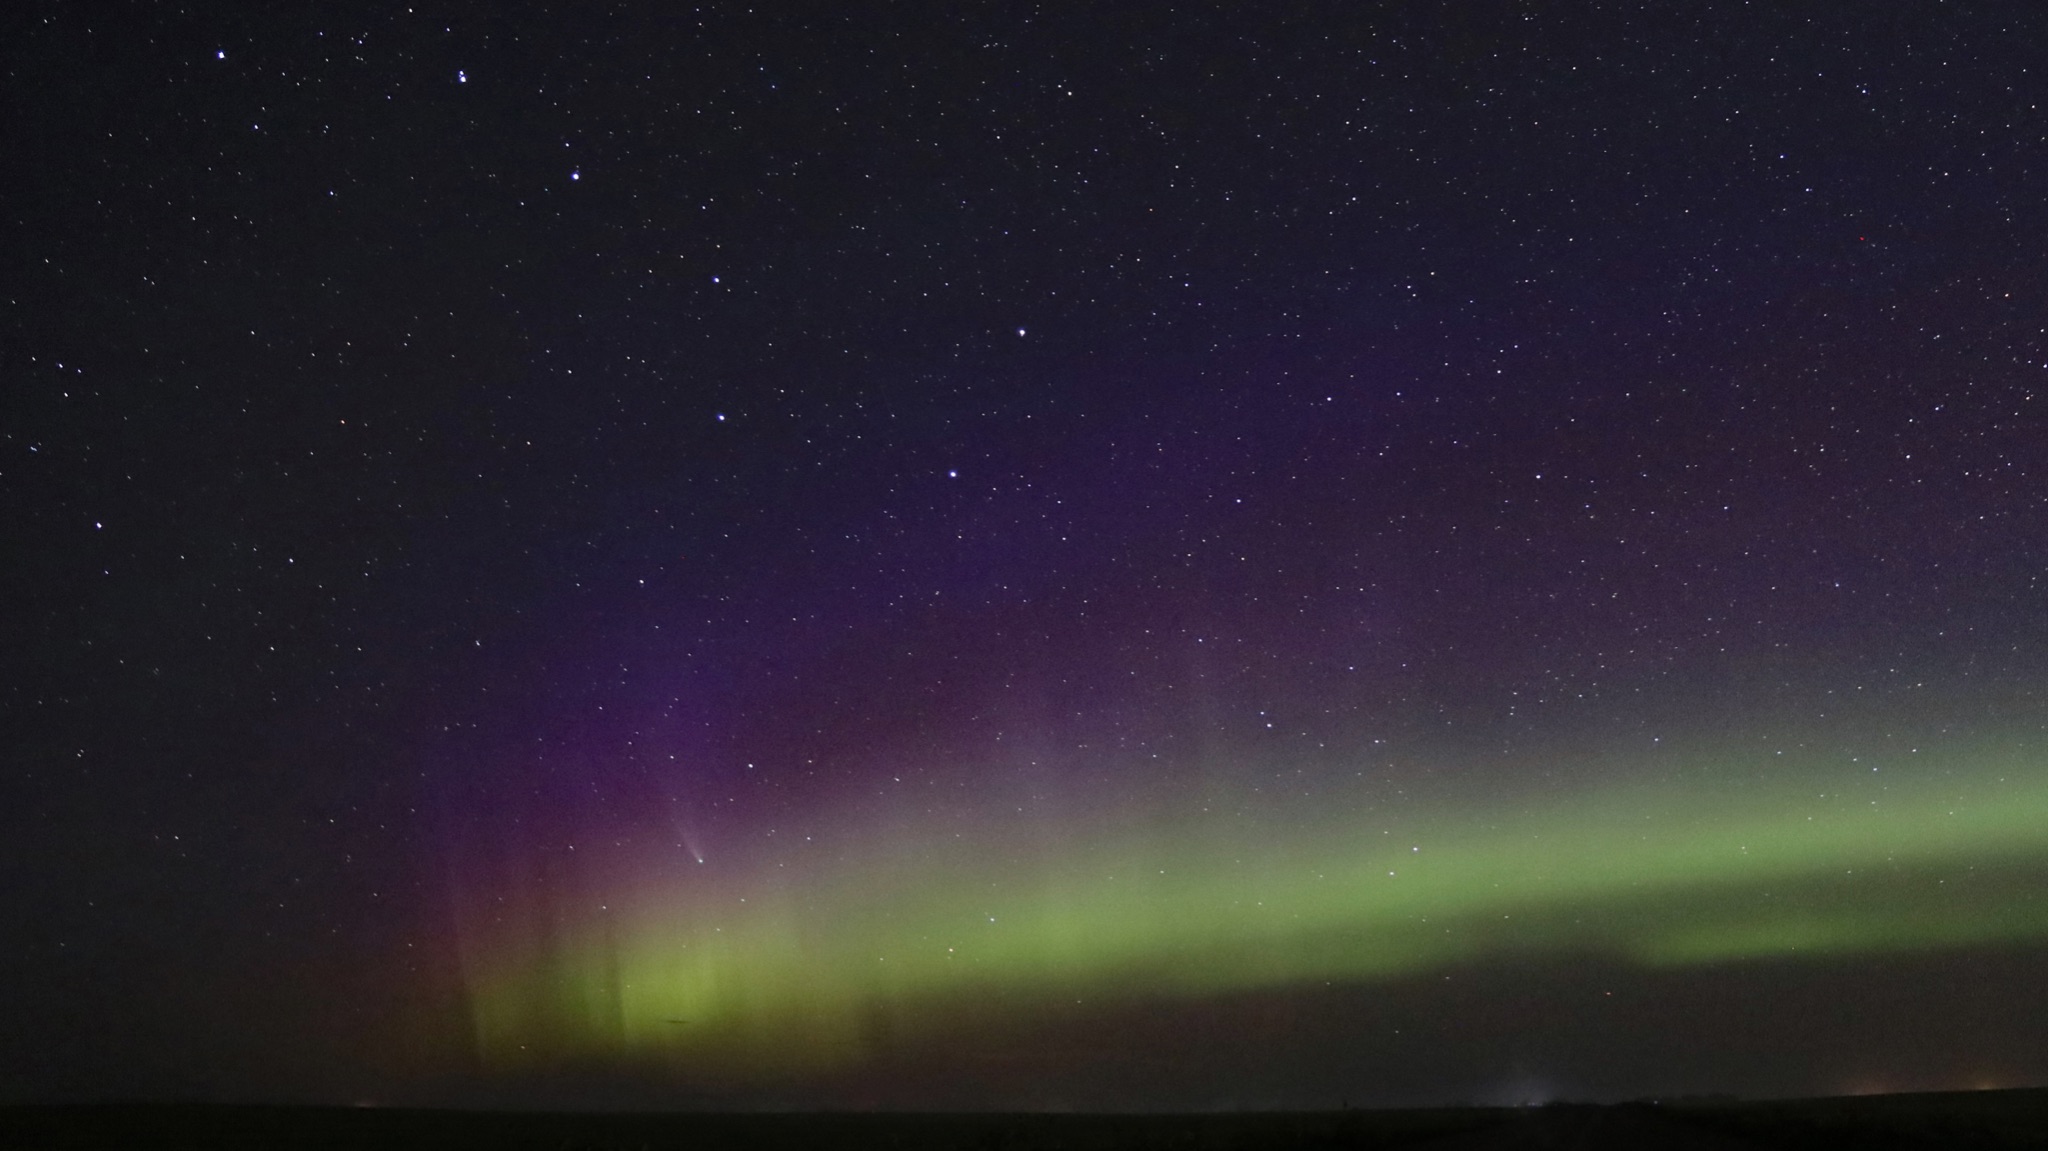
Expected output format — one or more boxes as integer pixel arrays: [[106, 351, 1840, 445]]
[[453, 737, 2048, 1082]]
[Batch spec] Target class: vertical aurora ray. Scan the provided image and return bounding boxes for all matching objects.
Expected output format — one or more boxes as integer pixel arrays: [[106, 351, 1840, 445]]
[[444, 733, 2048, 1083]]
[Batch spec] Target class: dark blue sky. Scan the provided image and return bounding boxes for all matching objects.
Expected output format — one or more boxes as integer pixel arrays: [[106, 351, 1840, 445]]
[[5, 2, 2047, 1107]]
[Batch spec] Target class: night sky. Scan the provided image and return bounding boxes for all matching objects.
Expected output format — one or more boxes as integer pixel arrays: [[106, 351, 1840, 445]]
[[6, 1, 2048, 1111]]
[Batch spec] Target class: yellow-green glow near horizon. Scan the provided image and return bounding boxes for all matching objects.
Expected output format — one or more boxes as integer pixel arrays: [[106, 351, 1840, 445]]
[[455, 740, 2048, 1082]]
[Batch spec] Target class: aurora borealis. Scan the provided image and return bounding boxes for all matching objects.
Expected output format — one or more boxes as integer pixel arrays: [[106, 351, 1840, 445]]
[[448, 729, 2048, 1090], [9, 1, 2048, 1110]]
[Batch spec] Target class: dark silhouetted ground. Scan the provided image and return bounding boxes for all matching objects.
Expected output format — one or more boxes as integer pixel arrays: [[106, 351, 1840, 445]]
[[4, 1089, 2046, 1149]]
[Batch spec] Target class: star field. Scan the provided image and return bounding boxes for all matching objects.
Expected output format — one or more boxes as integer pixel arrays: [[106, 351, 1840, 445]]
[[4, 2, 2048, 1109]]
